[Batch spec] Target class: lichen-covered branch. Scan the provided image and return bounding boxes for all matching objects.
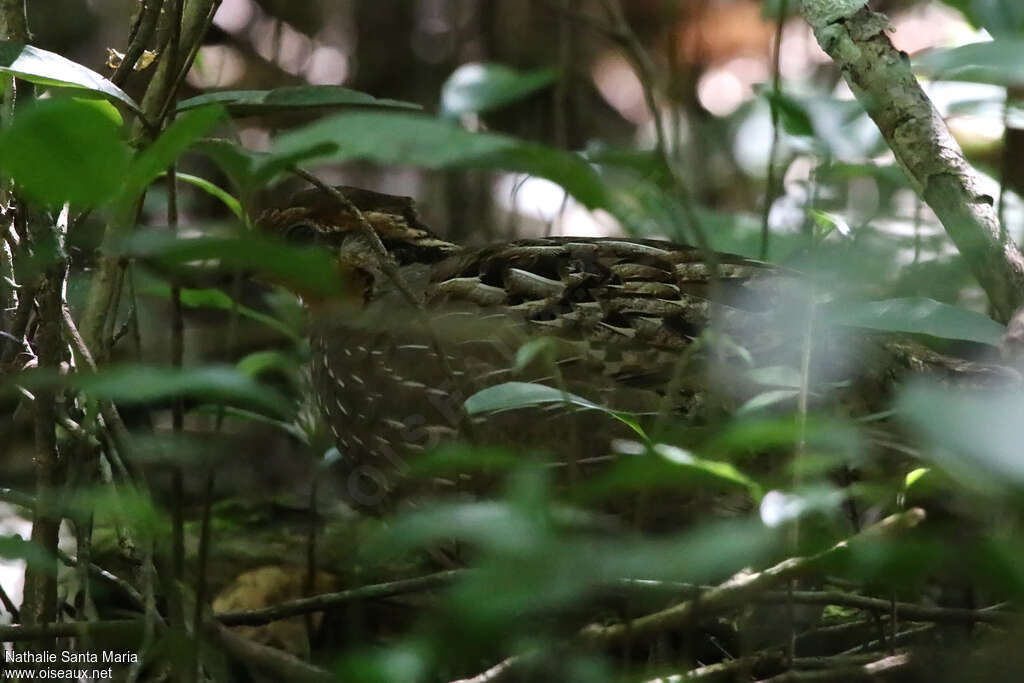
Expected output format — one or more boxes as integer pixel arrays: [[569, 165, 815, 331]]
[[800, 1, 1024, 323], [0, 0, 29, 41]]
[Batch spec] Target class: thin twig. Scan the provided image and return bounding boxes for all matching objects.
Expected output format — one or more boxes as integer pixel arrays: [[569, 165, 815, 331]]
[[454, 510, 927, 683], [110, 0, 166, 86], [217, 570, 464, 626], [760, 0, 789, 260]]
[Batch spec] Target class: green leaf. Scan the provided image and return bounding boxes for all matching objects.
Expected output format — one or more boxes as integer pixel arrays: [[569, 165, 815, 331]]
[[904, 467, 931, 490], [464, 381, 647, 439], [236, 350, 299, 377], [139, 280, 301, 342], [0, 97, 131, 205], [762, 88, 815, 137], [808, 209, 851, 240], [123, 105, 226, 200], [822, 297, 1005, 346], [937, 0, 1024, 38], [123, 231, 344, 300], [193, 138, 264, 193], [68, 364, 292, 418], [582, 441, 762, 501], [261, 112, 612, 211], [513, 338, 556, 372], [914, 40, 1024, 87], [176, 86, 420, 115], [898, 382, 1024, 496], [440, 63, 558, 117], [0, 42, 139, 111], [0, 534, 51, 566], [170, 172, 243, 218]]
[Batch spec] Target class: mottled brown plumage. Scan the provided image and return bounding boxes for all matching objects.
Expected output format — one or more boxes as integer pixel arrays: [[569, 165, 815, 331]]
[[258, 186, 1017, 508]]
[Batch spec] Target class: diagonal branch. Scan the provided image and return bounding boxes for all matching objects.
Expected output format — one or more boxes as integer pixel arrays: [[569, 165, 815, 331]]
[[799, 1, 1024, 323]]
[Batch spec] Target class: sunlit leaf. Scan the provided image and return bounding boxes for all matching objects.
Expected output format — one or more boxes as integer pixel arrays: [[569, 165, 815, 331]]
[[441, 62, 558, 117], [822, 297, 1005, 345], [0, 41, 139, 110], [904, 467, 931, 491], [177, 85, 419, 115]]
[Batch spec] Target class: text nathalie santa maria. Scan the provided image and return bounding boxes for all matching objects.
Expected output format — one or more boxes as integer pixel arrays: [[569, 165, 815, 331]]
[[4, 651, 138, 664]]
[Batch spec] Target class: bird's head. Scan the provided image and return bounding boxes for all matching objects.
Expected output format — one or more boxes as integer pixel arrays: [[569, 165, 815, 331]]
[[257, 185, 459, 264], [255, 185, 460, 306]]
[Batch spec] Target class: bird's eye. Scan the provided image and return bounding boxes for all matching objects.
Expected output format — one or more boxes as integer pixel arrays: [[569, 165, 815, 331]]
[[284, 221, 323, 246]]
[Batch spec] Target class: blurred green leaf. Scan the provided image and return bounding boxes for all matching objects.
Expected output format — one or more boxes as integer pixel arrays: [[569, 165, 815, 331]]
[[409, 444, 522, 478], [0, 41, 139, 111], [937, 1, 1024, 38], [336, 643, 431, 683], [904, 467, 931, 491], [763, 89, 815, 137], [193, 138, 264, 193], [71, 488, 167, 543], [738, 389, 800, 414], [124, 231, 343, 299], [171, 172, 243, 218], [808, 209, 851, 241], [176, 85, 419, 115], [465, 382, 647, 439], [236, 350, 299, 377], [262, 113, 612, 211], [0, 97, 130, 205], [581, 441, 762, 501], [123, 105, 225, 200], [822, 297, 1005, 345], [17, 364, 291, 418], [140, 280, 300, 342], [701, 416, 862, 464], [513, 338, 556, 371], [0, 534, 52, 567], [189, 405, 308, 443], [440, 62, 558, 117], [915, 40, 1024, 86], [746, 365, 803, 389], [898, 382, 1024, 495]]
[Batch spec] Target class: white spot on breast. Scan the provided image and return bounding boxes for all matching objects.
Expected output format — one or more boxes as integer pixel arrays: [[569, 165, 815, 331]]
[[335, 398, 349, 416]]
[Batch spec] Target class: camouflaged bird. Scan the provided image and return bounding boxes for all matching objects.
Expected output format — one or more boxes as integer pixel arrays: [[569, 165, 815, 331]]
[[258, 186, 1018, 507]]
